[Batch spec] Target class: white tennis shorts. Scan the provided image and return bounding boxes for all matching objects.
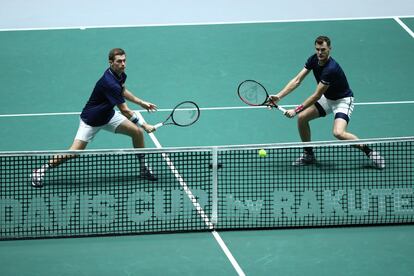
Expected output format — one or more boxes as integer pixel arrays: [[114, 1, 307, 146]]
[[315, 95, 354, 122], [74, 112, 127, 142]]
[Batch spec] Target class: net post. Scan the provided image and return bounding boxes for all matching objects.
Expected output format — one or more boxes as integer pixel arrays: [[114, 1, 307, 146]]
[[211, 146, 218, 225]]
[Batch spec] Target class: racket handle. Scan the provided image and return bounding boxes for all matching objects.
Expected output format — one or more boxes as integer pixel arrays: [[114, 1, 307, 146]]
[[154, 123, 163, 129], [276, 105, 287, 114]]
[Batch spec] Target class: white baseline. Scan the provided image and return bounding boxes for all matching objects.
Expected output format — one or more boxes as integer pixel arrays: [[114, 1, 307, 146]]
[[0, 101, 413, 118]]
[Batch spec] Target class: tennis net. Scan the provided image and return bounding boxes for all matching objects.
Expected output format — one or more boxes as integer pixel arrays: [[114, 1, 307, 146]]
[[1, 137, 413, 240]]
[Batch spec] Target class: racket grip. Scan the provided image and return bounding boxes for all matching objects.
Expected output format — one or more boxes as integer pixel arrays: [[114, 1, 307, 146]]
[[277, 106, 287, 114], [154, 123, 163, 129]]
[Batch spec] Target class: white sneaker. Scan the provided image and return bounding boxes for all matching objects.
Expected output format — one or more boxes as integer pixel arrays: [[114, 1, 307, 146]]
[[31, 168, 45, 188], [292, 152, 316, 166], [368, 151, 385, 169]]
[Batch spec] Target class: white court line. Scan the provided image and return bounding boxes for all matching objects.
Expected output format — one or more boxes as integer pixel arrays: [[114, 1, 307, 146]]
[[135, 112, 246, 276], [0, 101, 413, 118], [0, 15, 413, 32], [394, 17, 414, 38]]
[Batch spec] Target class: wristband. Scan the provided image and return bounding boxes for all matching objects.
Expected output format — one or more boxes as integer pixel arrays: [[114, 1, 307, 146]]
[[130, 112, 144, 126], [294, 104, 304, 114]]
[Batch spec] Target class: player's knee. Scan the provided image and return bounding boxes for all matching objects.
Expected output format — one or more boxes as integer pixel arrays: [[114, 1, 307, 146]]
[[125, 125, 144, 140], [333, 129, 346, 140], [297, 112, 311, 126], [134, 126, 144, 137]]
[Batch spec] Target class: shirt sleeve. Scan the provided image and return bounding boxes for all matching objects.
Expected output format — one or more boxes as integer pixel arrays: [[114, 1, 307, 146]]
[[304, 55, 315, 70], [320, 68, 333, 85]]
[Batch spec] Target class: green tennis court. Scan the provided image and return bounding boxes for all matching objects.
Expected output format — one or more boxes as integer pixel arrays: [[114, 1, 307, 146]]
[[0, 17, 413, 275]]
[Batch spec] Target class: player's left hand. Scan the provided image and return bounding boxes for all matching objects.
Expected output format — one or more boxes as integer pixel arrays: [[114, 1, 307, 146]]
[[141, 101, 157, 112]]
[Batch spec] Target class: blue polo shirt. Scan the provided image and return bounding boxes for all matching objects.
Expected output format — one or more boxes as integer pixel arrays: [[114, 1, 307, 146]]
[[305, 54, 353, 100], [80, 68, 126, 126]]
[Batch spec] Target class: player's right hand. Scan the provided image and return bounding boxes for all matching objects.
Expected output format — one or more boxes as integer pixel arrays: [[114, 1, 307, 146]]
[[142, 123, 156, 133], [284, 109, 297, 118]]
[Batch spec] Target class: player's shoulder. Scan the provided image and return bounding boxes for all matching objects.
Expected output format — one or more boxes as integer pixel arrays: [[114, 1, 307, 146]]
[[306, 54, 318, 62], [324, 57, 342, 72], [98, 68, 112, 83], [100, 69, 126, 89], [92, 73, 115, 95], [304, 54, 318, 68]]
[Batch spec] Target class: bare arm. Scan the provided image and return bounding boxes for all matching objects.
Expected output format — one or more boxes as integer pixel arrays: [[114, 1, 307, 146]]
[[269, 67, 310, 103], [302, 82, 328, 109], [117, 102, 135, 119], [123, 88, 157, 112], [285, 82, 329, 118], [117, 102, 155, 133]]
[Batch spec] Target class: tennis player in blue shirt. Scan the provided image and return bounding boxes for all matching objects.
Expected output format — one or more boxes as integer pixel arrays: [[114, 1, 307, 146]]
[[32, 48, 158, 187], [270, 36, 384, 168]]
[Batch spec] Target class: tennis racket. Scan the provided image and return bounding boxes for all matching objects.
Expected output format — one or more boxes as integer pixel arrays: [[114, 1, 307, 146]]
[[154, 101, 200, 129], [237, 80, 287, 114]]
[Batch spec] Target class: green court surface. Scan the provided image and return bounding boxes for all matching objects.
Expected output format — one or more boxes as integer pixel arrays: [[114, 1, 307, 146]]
[[1, 18, 414, 150], [0, 17, 413, 275], [1, 226, 413, 276], [403, 17, 414, 29]]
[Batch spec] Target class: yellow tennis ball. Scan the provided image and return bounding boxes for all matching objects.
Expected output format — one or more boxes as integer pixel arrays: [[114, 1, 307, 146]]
[[258, 149, 267, 157]]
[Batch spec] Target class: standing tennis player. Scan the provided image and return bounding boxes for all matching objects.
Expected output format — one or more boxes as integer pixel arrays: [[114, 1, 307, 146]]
[[270, 36, 385, 168], [32, 48, 158, 187]]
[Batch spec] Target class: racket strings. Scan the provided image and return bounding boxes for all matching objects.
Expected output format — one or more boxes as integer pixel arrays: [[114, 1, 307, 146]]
[[172, 102, 200, 126], [238, 80, 268, 106]]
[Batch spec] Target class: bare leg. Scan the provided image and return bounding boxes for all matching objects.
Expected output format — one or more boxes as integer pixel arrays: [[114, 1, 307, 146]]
[[332, 118, 359, 140], [297, 105, 321, 143], [114, 119, 145, 148], [292, 106, 321, 165], [32, 139, 88, 187], [332, 117, 384, 168], [332, 118, 368, 152], [49, 139, 88, 168], [114, 120, 157, 180]]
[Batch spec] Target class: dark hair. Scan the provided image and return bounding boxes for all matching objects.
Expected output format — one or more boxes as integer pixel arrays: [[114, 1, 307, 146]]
[[315, 36, 331, 47], [108, 48, 126, 61]]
